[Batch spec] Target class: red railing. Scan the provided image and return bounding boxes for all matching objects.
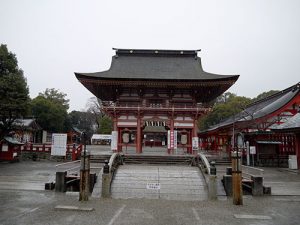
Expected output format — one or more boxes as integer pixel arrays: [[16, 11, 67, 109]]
[[20, 143, 83, 161]]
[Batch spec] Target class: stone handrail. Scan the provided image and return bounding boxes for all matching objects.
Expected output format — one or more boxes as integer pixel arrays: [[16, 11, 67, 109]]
[[108, 153, 124, 173], [55, 160, 81, 175], [241, 165, 264, 178], [102, 153, 124, 198], [198, 153, 211, 175]]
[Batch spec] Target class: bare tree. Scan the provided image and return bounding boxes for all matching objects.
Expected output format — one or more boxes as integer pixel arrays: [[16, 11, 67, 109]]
[[85, 97, 103, 129]]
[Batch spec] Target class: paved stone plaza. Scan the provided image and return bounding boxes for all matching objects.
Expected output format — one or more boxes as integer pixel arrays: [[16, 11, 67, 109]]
[[1, 151, 300, 225]]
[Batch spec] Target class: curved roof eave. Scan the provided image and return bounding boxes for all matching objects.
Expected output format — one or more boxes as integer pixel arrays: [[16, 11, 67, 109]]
[[200, 83, 300, 134], [75, 54, 239, 82], [75, 72, 239, 83]]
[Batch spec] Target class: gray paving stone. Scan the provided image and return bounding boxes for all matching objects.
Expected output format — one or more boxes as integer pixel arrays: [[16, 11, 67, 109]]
[[111, 165, 208, 201]]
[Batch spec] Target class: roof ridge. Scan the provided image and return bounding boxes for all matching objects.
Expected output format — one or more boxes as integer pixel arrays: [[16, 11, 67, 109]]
[[113, 48, 201, 57], [245, 82, 300, 108]]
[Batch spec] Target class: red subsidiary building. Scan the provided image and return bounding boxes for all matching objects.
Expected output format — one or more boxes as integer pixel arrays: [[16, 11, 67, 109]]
[[199, 82, 300, 167], [75, 49, 238, 154]]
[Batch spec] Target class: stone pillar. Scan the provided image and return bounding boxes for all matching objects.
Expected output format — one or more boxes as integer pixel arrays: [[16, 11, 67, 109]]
[[79, 150, 90, 201], [231, 151, 243, 205], [55, 171, 67, 192], [208, 175, 217, 200], [223, 175, 232, 196], [136, 116, 142, 154], [102, 173, 112, 198], [251, 176, 263, 196]]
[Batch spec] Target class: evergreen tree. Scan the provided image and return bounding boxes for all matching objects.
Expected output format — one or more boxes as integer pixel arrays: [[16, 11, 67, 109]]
[[31, 89, 69, 133], [0, 44, 30, 138]]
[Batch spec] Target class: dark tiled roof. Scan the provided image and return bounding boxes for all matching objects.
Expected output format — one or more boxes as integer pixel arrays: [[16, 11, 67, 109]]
[[75, 48, 239, 81], [13, 119, 41, 130], [3, 136, 23, 145], [72, 127, 83, 134], [204, 82, 300, 132], [271, 113, 300, 131]]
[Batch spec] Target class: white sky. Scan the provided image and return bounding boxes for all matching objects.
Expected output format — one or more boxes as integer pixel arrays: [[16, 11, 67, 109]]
[[1, 0, 299, 111]]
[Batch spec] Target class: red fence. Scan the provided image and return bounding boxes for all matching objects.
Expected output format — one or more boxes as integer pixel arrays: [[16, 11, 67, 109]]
[[19, 143, 83, 161], [0, 143, 82, 161]]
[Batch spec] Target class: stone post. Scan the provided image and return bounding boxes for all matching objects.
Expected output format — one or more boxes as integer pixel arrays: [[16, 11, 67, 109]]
[[251, 176, 263, 196], [231, 151, 243, 205], [79, 150, 90, 201], [208, 175, 217, 200], [102, 160, 111, 198], [223, 175, 232, 196], [55, 171, 67, 192], [208, 161, 217, 200]]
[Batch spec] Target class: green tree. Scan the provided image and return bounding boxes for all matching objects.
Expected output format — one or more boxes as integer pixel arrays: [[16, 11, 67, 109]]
[[199, 92, 251, 130], [98, 115, 113, 134], [0, 44, 30, 138], [251, 90, 279, 102], [31, 89, 69, 133]]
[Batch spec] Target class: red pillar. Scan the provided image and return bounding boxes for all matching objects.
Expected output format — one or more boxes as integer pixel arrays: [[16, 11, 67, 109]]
[[136, 116, 142, 154], [189, 119, 198, 154], [113, 117, 117, 131], [113, 117, 121, 152]]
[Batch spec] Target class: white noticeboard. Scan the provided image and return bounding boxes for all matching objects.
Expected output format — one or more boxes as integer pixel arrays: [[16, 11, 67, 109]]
[[192, 137, 199, 151], [2, 144, 8, 152], [51, 133, 67, 156], [111, 131, 118, 151], [250, 146, 256, 155], [146, 183, 160, 190]]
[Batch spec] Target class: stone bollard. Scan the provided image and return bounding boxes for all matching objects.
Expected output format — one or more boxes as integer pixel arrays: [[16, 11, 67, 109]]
[[251, 176, 263, 196], [102, 160, 111, 198], [223, 175, 232, 196], [102, 173, 112, 198], [55, 171, 67, 192], [208, 175, 217, 200], [79, 150, 90, 201], [226, 167, 232, 175]]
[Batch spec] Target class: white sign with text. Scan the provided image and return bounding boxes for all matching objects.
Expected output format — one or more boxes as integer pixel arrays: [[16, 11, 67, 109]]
[[51, 133, 67, 156]]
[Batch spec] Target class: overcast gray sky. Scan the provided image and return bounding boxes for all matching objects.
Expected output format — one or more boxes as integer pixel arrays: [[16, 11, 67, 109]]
[[1, 0, 299, 111]]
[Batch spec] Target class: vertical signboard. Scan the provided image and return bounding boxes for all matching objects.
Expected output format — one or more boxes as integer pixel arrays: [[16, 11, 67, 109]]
[[170, 131, 174, 149], [51, 133, 67, 156], [173, 130, 177, 150], [111, 131, 118, 151], [167, 130, 171, 149], [192, 137, 199, 151], [250, 146, 256, 154]]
